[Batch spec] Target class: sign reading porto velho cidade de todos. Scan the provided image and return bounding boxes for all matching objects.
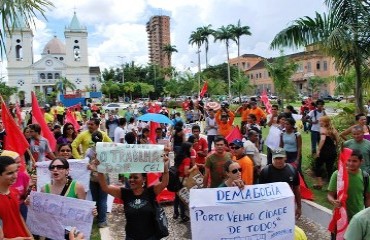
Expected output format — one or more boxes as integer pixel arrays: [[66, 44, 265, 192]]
[[190, 182, 295, 240]]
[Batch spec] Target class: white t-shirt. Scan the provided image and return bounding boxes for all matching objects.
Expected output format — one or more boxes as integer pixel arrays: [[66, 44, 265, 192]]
[[114, 126, 127, 143], [308, 109, 326, 132], [243, 139, 262, 166]]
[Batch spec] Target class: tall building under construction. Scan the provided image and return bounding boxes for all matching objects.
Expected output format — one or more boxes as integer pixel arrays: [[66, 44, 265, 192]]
[[146, 15, 171, 68]]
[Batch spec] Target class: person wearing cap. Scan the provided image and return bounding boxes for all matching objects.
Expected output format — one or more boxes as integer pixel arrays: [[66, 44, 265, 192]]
[[249, 101, 266, 125], [71, 118, 112, 159], [229, 139, 254, 185], [205, 109, 218, 152], [259, 148, 302, 219]]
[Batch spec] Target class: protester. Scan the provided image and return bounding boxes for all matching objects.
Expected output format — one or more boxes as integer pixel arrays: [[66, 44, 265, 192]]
[[243, 130, 262, 182], [313, 116, 339, 189], [215, 105, 234, 137], [340, 113, 370, 140], [205, 109, 218, 152], [259, 148, 302, 219], [29, 123, 55, 162], [190, 125, 208, 173], [105, 113, 119, 141], [43, 104, 54, 125], [53, 125, 62, 140], [57, 123, 77, 148], [113, 118, 127, 143], [344, 207, 370, 240], [171, 122, 185, 155], [0, 119, 6, 153], [203, 136, 233, 188], [96, 155, 170, 240], [0, 156, 32, 239], [57, 143, 73, 159], [280, 118, 302, 173], [244, 113, 262, 151], [229, 139, 254, 185], [235, 102, 250, 135], [71, 118, 111, 159], [218, 160, 244, 188], [23, 127, 32, 168], [55, 102, 65, 125], [343, 126, 370, 173], [306, 99, 326, 155], [138, 128, 150, 144], [248, 101, 266, 125]]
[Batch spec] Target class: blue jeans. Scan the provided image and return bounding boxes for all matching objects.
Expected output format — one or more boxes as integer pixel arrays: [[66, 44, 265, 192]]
[[207, 135, 216, 152], [310, 130, 320, 154], [90, 181, 108, 224]]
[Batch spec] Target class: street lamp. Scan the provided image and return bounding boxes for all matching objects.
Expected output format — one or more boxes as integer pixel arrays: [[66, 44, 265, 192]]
[[117, 56, 126, 84], [192, 50, 201, 98]]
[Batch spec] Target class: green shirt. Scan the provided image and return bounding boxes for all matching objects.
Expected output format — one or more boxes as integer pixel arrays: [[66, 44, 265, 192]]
[[344, 207, 370, 240], [328, 170, 370, 220], [205, 152, 232, 188], [344, 139, 370, 173], [44, 180, 78, 198]]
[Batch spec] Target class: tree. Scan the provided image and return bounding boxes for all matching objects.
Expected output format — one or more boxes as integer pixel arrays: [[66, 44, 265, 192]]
[[162, 44, 178, 68], [1, 0, 53, 56], [101, 80, 117, 101], [55, 77, 76, 94], [0, 79, 17, 101], [137, 82, 154, 98], [206, 78, 227, 96], [213, 25, 235, 99], [198, 25, 214, 67], [229, 20, 251, 76], [307, 76, 328, 96], [270, 1, 370, 113], [123, 82, 136, 101], [334, 69, 355, 99], [264, 53, 298, 103], [231, 75, 251, 102], [163, 78, 181, 97]]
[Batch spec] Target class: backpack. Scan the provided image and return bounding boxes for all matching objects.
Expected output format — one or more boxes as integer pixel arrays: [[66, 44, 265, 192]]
[[167, 165, 183, 192], [363, 170, 369, 205]]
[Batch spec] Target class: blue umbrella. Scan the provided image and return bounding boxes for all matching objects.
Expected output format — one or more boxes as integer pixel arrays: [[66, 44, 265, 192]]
[[138, 113, 173, 125]]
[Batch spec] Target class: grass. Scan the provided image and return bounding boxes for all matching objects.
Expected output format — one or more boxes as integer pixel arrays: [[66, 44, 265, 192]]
[[90, 222, 101, 240]]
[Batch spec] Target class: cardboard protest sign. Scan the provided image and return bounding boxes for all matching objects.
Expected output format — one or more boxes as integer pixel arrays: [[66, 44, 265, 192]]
[[36, 159, 90, 192], [177, 168, 204, 205], [27, 191, 95, 240], [96, 142, 164, 173], [190, 182, 295, 240]]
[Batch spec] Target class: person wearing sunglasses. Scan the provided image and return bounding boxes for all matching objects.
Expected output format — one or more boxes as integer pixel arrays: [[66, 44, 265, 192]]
[[57, 123, 77, 150], [219, 161, 245, 188], [229, 139, 254, 185], [57, 144, 73, 159]]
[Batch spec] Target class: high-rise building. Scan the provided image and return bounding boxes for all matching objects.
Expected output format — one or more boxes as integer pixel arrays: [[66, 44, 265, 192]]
[[146, 15, 171, 68]]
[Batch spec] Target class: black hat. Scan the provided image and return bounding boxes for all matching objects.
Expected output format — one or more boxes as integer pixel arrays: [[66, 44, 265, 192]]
[[91, 131, 103, 143]]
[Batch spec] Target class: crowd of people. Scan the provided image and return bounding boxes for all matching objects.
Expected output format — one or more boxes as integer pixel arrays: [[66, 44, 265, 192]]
[[0, 95, 369, 240]]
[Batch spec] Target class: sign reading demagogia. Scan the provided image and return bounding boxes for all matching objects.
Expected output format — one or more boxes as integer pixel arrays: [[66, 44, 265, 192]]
[[96, 142, 165, 173], [36, 158, 90, 192], [27, 191, 95, 240], [190, 182, 295, 240]]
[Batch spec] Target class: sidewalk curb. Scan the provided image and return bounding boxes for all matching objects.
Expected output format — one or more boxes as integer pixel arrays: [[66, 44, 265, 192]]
[[99, 226, 112, 240], [302, 199, 332, 227]]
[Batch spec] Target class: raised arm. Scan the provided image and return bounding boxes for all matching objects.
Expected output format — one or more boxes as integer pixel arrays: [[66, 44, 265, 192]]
[[153, 155, 170, 195], [97, 173, 121, 199]]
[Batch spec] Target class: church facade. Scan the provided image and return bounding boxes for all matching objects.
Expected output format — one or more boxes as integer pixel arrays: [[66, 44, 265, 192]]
[[6, 12, 101, 105]]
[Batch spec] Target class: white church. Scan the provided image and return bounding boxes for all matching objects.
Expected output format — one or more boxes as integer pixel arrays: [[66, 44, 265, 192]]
[[6, 12, 101, 105]]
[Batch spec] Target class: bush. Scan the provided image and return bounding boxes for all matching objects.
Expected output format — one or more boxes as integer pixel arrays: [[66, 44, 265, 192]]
[[331, 105, 355, 132]]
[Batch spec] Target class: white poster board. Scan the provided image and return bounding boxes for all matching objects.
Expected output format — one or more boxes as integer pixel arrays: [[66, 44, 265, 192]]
[[27, 191, 95, 240], [96, 142, 164, 173], [190, 182, 295, 240], [265, 125, 282, 150], [36, 159, 90, 192]]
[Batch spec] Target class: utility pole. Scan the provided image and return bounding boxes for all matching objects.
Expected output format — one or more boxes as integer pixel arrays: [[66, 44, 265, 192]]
[[196, 50, 201, 98], [117, 56, 126, 84]]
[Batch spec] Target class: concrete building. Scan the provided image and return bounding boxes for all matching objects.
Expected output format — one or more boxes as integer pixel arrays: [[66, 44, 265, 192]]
[[6, 12, 101, 105], [146, 15, 171, 68], [229, 46, 338, 97]]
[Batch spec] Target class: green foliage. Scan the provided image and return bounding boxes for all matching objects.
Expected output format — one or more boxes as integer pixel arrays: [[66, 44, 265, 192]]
[[54, 77, 76, 94], [334, 69, 355, 97], [231, 75, 251, 98], [0, 79, 17, 100], [331, 105, 356, 132], [307, 76, 328, 96], [202, 63, 238, 84]]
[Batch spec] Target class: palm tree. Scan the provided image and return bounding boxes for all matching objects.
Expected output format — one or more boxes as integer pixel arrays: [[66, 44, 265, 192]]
[[198, 25, 214, 67], [55, 77, 76, 94], [189, 29, 204, 95], [213, 25, 235, 99], [1, 0, 53, 56], [229, 20, 251, 76], [270, 1, 370, 113], [162, 44, 178, 68]]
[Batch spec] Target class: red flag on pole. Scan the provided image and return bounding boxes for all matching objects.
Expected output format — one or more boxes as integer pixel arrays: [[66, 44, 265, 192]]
[[200, 81, 208, 98], [261, 90, 272, 114], [328, 148, 351, 238], [65, 110, 80, 132], [149, 121, 160, 144], [31, 92, 57, 152], [1, 98, 29, 158], [15, 102, 23, 127], [225, 126, 242, 143]]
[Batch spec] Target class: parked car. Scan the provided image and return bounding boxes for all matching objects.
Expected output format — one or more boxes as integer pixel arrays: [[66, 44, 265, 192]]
[[232, 96, 249, 104], [322, 95, 341, 102], [102, 103, 129, 112]]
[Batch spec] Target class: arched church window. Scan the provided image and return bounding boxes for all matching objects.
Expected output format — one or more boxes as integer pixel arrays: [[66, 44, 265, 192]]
[[55, 73, 60, 79], [73, 46, 80, 61], [40, 73, 45, 79], [47, 73, 53, 79], [15, 45, 23, 60]]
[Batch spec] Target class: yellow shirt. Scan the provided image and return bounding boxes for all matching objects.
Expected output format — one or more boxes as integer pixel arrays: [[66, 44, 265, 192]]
[[44, 112, 54, 124], [56, 106, 65, 115], [74, 111, 82, 122], [71, 130, 112, 159]]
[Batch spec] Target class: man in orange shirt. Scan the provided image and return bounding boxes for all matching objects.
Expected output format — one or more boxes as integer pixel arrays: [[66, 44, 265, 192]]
[[249, 101, 266, 125], [215, 106, 235, 137], [235, 102, 250, 135], [229, 139, 254, 185]]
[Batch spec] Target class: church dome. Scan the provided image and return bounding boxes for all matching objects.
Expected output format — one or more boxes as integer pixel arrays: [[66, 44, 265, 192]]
[[42, 36, 66, 55]]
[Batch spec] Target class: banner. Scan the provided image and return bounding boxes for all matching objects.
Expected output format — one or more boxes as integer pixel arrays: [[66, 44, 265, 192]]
[[265, 125, 282, 150], [96, 142, 165, 173], [36, 159, 90, 192], [27, 191, 95, 240], [178, 168, 204, 205], [190, 182, 295, 240]]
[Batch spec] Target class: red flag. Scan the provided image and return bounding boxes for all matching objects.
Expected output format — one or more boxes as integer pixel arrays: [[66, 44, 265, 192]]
[[67, 104, 82, 112], [15, 102, 22, 127], [200, 81, 208, 98], [261, 90, 272, 114], [148, 103, 161, 113], [328, 148, 351, 238], [65, 110, 80, 131], [1, 99, 29, 161], [31, 92, 56, 152], [149, 121, 160, 144], [225, 126, 242, 143]]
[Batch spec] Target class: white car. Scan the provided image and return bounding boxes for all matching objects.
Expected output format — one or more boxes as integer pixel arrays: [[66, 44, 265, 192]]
[[102, 103, 129, 112]]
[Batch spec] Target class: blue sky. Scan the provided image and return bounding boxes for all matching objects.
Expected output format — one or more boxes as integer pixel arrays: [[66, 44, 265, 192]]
[[4, 0, 328, 77]]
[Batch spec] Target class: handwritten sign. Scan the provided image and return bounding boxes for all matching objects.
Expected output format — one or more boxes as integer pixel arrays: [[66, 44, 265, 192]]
[[27, 191, 95, 240], [96, 142, 165, 173], [190, 182, 295, 240], [178, 168, 204, 205], [265, 125, 281, 150], [36, 159, 90, 192]]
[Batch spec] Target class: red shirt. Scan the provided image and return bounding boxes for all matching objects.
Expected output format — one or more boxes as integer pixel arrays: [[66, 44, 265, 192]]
[[0, 188, 31, 238], [178, 157, 191, 177], [193, 137, 208, 164]]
